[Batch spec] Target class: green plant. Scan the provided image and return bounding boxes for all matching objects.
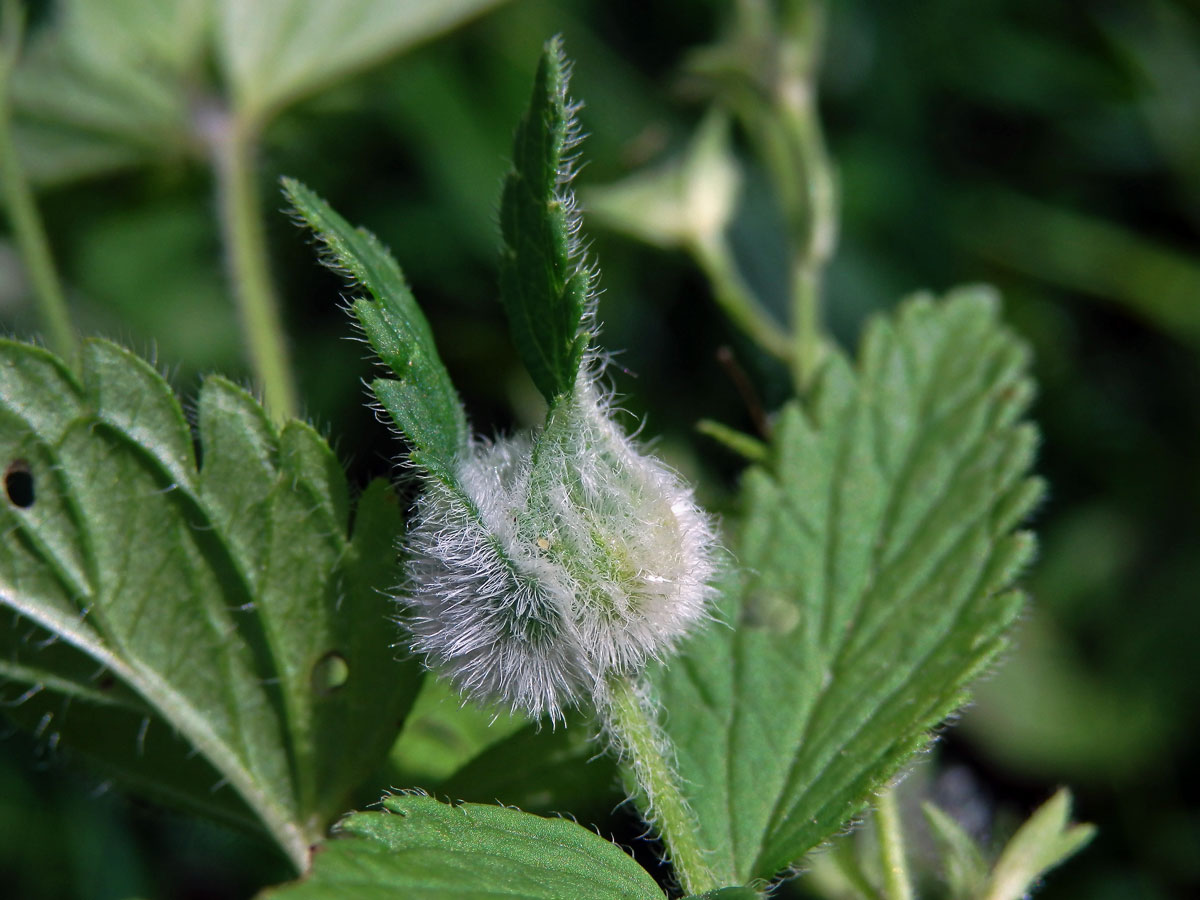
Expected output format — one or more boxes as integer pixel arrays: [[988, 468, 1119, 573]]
[[0, 2, 1093, 898]]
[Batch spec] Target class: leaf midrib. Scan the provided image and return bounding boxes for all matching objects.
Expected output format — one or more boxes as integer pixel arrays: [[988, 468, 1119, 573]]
[[748, 310, 1008, 879]]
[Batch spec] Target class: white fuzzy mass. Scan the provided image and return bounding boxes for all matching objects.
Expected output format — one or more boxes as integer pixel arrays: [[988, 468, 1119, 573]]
[[403, 382, 716, 720]]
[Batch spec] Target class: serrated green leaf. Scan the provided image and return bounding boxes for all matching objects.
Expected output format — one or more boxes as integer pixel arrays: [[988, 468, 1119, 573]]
[[283, 177, 467, 477], [498, 38, 592, 403], [648, 288, 1043, 885], [0, 338, 419, 867], [258, 795, 666, 900], [216, 0, 507, 127], [981, 789, 1095, 900]]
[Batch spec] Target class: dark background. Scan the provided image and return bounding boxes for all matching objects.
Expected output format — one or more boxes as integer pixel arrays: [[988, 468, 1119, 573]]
[[2, 1, 1198, 897]]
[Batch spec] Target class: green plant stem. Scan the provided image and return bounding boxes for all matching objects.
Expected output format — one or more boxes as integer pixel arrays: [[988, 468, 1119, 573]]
[[212, 112, 298, 423], [692, 235, 792, 362], [604, 673, 719, 896], [876, 787, 913, 900], [0, 5, 76, 361], [778, 1, 837, 394]]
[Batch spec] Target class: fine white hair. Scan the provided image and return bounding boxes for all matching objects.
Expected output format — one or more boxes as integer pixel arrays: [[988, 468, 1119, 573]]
[[402, 380, 716, 721]]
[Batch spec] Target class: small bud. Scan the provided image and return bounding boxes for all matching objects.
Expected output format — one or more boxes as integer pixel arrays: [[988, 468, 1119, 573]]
[[403, 380, 717, 720]]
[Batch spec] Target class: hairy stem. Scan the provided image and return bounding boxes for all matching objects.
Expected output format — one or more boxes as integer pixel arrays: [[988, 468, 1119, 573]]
[[604, 673, 719, 895], [0, 3, 75, 360], [876, 786, 913, 900], [210, 110, 298, 422]]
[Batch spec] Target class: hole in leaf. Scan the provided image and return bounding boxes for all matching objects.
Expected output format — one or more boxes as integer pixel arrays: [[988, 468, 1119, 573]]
[[312, 651, 349, 696], [4, 461, 34, 509]]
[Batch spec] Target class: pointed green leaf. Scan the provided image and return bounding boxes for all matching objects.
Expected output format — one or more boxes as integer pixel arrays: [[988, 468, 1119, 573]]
[[923, 802, 988, 898], [217, 0, 507, 126], [648, 288, 1044, 885], [258, 795, 666, 900], [981, 789, 1095, 900], [498, 38, 592, 403], [0, 338, 419, 867], [284, 177, 468, 476]]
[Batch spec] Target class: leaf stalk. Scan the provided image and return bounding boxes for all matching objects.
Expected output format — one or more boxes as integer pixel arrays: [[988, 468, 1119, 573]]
[[0, 0, 76, 360], [875, 786, 914, 900], [210, 109, 298, 422], [776, 0, 837, 393], [603, 673, 720, 896]]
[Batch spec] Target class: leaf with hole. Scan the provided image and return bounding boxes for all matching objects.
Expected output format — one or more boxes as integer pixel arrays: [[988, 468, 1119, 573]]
[[647, 288, 1044, 885], [0, 337, 420, 868]]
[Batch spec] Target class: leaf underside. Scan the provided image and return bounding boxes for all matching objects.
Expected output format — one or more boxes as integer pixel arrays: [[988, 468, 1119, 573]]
[[257, 794, 667, 900], [0, 338, 419, 858], [8, 0, 507, 184], [649, 288, 1043, 885], [497, 37, 591, 404]]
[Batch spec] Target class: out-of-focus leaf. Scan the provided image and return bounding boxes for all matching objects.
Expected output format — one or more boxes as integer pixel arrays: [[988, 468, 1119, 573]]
[[0, 338, 418, 867], [963, 611, 1171, 780], [216, 0, 508, 126], [981, 789, 1095, 900], [386, 676, 527, 786], [957, 190, 1200, 353], [257, 795, 666, 900], [9, 0, 207, 183], [439, 715, 619, 818], [649, 288, 1042, 884], [923, 802, 989, 898]]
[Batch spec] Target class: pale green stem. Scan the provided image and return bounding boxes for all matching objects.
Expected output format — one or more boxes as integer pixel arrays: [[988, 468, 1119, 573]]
[[0, 3, 75, 360], [211, 111, 298, 422], [876, 787, 914, 900], [692, 233, 792, 362], [604, 673, 719, 896], [778, 1, 837, 394]]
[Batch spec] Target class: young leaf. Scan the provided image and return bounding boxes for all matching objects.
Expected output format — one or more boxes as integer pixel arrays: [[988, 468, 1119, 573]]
[[923, 802, 989, 897], [257, 795, 666, 900], [981, 789, 1095, 900], [498, 37, 592, 403], [217, 0, 508, 127], [647, 288, 1044, 885], [284, 177, 468, 478], [0, 338, 419, 868]]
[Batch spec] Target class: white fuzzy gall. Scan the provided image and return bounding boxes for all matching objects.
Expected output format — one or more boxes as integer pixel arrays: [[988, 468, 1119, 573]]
[[403, 379, 716, 721]]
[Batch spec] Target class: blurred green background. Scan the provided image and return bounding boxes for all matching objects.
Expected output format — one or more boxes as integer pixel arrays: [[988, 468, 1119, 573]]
[[1, 0, 1198, 897]]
